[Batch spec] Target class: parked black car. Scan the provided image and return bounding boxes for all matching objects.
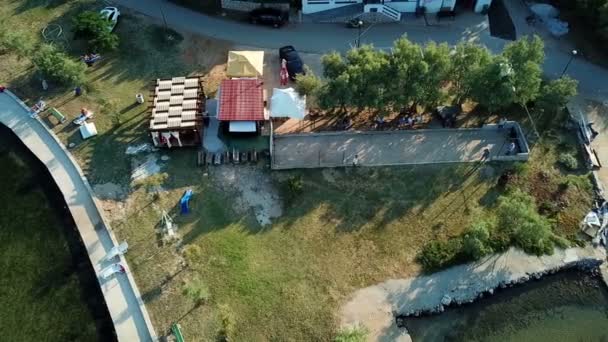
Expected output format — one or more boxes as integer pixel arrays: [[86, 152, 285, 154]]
[[279, 45, 305, 81], [249, 7, 288, 28]]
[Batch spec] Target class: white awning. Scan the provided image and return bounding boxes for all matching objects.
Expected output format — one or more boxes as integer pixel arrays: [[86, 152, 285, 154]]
[[270, 88, 306, 119], [80, 122, 98, 139], [229, 121, 257, 132]]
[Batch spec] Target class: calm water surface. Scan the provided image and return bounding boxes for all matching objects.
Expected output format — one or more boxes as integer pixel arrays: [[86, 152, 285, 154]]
[[404, 270, 608, 342]]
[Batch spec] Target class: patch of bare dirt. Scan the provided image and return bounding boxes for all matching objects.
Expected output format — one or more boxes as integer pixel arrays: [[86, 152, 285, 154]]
[[210, 165, 282, 226]]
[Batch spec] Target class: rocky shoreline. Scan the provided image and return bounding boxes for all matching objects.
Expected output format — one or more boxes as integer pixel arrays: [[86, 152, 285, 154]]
[[340, 245, 606, 341]]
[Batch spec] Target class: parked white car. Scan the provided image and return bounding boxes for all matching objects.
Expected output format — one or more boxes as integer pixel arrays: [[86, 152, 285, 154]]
[[99, 6, 120, 32]]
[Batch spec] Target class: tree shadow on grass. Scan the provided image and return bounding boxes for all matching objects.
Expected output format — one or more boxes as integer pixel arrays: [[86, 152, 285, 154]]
[[272, 163, 490, 234]]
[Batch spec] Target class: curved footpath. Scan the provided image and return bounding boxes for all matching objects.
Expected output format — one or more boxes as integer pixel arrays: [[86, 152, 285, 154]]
[[0, 91, 157, 342], [340, 245, 605, 341]]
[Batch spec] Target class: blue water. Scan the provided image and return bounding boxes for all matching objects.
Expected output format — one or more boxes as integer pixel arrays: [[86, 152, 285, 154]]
[[403, 270, 608, 342]]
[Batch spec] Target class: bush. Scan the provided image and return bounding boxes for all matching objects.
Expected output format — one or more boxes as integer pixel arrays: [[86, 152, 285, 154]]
[[72, 11, 119, 51], [287, 175, 303, 194], [334, 325, 368, 342], [418, 238, 462, 271], [218, 303, 236, 342], [461, 220, 493, 259], [558, 152, 578, 170], [182, 277, 210, 306], [183, 244, 203, 268], [496, 190, 559, 255], [0, 30, 34, 57], [32, 44, 86, 86]]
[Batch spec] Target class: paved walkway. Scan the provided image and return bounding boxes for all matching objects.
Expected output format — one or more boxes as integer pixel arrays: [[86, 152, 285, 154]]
[[340, 245, 605, 341], [0, 92, 156, 342], [272, 128, 511, 169]]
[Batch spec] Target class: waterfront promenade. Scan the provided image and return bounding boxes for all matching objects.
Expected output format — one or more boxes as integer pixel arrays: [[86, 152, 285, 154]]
[[0, 91, 156, 341]]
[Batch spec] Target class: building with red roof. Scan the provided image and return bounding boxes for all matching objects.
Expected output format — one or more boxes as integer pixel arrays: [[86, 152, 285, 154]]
[[218, 79, 266, 133]]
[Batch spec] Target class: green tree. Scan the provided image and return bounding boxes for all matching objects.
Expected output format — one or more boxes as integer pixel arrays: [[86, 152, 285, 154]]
[[417, 41, 452, 109], [496, 190, 561, 255], [32, 44, 86, 86], [450, 42, 492, 104], [502, 36, 545, 106], [334, 325, 368, 342], [387, 36, 426, 112], [72, 11, 119, 51], [468, 55, 516, 113], [321, 51, 347, 79], [295, 66, 323, 97], [182, 277, 210, 306], [318, 73, 353, 111], [343, 45, 390, 111], [536, 76, 578, 114], [461, 220, 493, 259]]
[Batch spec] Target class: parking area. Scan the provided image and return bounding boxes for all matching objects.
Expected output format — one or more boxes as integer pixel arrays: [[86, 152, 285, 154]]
[[271, 128, 514, 169]]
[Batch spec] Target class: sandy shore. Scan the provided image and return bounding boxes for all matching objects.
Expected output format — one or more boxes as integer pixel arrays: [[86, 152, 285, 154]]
[[340, 245, 605, 341]]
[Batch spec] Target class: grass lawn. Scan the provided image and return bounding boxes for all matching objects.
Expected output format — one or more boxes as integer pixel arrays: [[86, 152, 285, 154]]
[[0, 1, 596, 340], [0, 129, 100, 341]]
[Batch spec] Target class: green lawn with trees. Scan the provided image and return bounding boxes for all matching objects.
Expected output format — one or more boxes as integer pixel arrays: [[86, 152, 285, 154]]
[[0, 0, 594, 340]]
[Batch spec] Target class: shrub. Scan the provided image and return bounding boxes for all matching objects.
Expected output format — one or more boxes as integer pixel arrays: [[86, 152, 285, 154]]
[[218, 303, 236, 342], [461, 220, 493, 259], [496, 190, 558, 255], [334, 325, 368, 342], [72, 11, 119, 51], [182, 277, 210, 306], [32, 44, 86, 86], [287, 175, 303, 194], [418, 238, 462, 271], [0, 29, 34, 57], [536, 77, 578, 114], [558, 152, 578, 170]]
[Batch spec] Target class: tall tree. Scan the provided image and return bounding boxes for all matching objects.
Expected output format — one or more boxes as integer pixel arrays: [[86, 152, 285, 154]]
[[502, 35, 545, 105], [450, 42, 492, 104], [321, 52, 346, 79], [343, 45, 390, 111], [387, 36, 426, 112], [417, 41, 452, 109], [536, 76, 578, 114], [468, 55, 516, 113]]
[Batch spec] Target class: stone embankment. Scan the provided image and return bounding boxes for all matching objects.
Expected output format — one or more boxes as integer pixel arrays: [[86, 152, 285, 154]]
[[340, 246, 605, 341]]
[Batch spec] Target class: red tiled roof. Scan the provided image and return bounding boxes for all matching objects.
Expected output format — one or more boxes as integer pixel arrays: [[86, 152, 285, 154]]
[[218, 79, 265, 121]]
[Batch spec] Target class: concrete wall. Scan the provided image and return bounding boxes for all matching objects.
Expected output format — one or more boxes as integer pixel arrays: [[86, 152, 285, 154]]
[[303, 0, 361, 14], [222, 0, 289, 12]]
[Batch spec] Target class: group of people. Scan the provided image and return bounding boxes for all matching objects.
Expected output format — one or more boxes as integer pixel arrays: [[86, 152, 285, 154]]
[[373, 114, 423, 130], [81, 53, 101, 67]]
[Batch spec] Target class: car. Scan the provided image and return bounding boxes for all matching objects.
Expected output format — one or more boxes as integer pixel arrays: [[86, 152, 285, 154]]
[[249, 7, 288, 28], [100, 6, 120, 32], [279, 45, 305, 81]]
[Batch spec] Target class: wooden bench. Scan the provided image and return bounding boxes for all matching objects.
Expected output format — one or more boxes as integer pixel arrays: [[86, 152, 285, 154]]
[[49, 107, 67, 123]]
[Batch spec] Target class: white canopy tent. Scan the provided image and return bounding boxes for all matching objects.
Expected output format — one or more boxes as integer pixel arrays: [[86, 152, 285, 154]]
[[269, 88, 306, 119]]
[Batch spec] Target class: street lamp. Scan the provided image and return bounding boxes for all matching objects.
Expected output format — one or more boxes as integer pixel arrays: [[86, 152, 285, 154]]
[[560, 49, 578, 77], [356, 20, 364, 48]]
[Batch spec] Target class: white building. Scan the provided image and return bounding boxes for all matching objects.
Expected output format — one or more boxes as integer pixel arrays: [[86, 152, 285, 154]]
[[303, 0, 493, 16]]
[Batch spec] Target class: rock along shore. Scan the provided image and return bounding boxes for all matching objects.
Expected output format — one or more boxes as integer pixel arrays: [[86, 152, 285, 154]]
[[340, 245, 606, 341]]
